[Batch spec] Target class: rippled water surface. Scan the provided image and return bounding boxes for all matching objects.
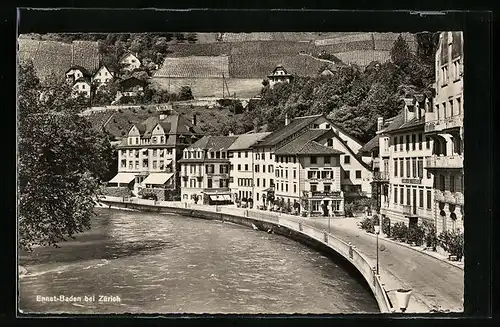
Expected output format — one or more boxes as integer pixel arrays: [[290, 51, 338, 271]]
[[19, 208, 378, 314]]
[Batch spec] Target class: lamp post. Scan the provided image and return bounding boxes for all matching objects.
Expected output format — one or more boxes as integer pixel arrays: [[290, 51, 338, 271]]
[[374, 224, 380, 275]]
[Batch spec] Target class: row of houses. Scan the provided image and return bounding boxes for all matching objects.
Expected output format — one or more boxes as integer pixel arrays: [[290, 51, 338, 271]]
[[362, 32, 464, 235], [179, 113, 373, 216], [66, 52, 145, 99]]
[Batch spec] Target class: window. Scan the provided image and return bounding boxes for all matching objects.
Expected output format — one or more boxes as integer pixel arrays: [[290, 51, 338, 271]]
[[215, 152, 220, 159], [355, 170, 361, 179], [400, 187, 404, 204], [450, 176, 455, 192], [406, 135, 410, 151], [412, 134, 416, 150], [457, 97, 462, 115], [311, 156, 317, 164], [394, 159, 398, 177], [262, 153, 265, 160], [426, 137, 430, 149], [293, 184, 297, 193], [207, 178, 212, 188], [245, 164, 248, 171], [418, 158, 423, 178], [222, 152, 226, 159], [293, 170, 297, 179], [237, 164, 241, 171], [135, 161, 139, 169], [450, 100, 454, 117], [427, 166, 431, 179], [263, 165, 266, 173], [263, 179, 266, 188], [406, 188, 411, 205], [238, 151, 241, 158], [394, 137, 398, 151], [427, 190, 432, 209], [399, 136, 403, 151], [412, 158, 417, 177], [400, 159, 404, 177], [324, 156, 331, 164], [245, 151, 248, 158], [230, 164, 234, 171], [419, 189, 424, 208], [143, 160, 148, 168], [285, 157, 289, 164], [269, 165, 273, 173], [160, 136, 164, 143], [394, 187, 398, 204], [344, 155, 350, 164], [257, 179, 260, 187], [285, 184, 288, 192], [344, 170, 350, 180], [439, 174, 446, 191], [324, 184, 331, 193], [285, 170, 288, 178], [152, 136, 157, 144], [327, 139, 333, 146], [255, 165, 260, 173], [310, 184, 317, 192], [418, 134, 423, 150], [406, 159, 410, 178], [293, 157, 296, 163]]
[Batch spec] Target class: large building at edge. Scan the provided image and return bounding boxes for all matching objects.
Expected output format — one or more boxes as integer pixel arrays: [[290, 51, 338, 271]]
[[365, 31, 463, 234]]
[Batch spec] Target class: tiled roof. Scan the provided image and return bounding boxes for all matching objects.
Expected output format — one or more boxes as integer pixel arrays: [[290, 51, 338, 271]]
[[74, 76, 91, 84], [358, 134, 381, 154], [274, 129, 343, 156], [384, 112, 425, 133], [18, 38, 99, 82], [128, 114, 203, 143], [255, 114, 323, 147], [66, 65, 91, 76], [228, 132, 272, 150], [188, 135, 238, 151]]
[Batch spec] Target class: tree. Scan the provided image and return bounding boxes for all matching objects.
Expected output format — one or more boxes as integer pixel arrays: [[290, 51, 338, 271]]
[[390, 34, 412, 69], [178, 86, 194, 101], [18, 61, 114, 251]]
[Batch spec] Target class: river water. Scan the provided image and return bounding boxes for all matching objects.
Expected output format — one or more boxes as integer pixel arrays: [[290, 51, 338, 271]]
[[18, 208, 378, 314]]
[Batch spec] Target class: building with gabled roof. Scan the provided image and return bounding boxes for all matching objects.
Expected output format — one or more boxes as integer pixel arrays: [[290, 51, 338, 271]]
[[227, 132, 271, 204], [108, 112, 203, 200], [178, 135, 238, 204], [272, 128, 345, 215], [120, 52, 141, 71], [267, 64, 293, 89]]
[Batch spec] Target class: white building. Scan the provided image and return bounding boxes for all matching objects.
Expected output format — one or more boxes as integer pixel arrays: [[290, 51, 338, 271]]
[[227, 132, 271, 203], [267, 65, 293, 89], [424, 31, 464, 234], [120, 53, 141, 71], [92, 65, 116, 86], [179, 136, 237, 204]]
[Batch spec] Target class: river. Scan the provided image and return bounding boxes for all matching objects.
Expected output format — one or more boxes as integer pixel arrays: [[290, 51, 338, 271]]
[[18, 208, 379, 314]]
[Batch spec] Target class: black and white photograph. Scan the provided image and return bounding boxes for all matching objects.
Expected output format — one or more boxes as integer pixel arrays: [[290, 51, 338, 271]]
[[17, 13, 468, 315]]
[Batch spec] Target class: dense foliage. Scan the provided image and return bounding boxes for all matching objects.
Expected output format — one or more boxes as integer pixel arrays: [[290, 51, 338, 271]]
[[438, 230, 464, 260], [242, 33, 438, 143], [18, 61, 114, 251]]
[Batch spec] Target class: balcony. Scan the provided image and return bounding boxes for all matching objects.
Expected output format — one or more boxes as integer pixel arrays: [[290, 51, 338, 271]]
[[425, 155, 463, 169], [435, 190, 464, 205], [203, 187, 230, 193], [206, 172, 229, 178], [425, 115, 463, 133], [372, 171, 390, 182]]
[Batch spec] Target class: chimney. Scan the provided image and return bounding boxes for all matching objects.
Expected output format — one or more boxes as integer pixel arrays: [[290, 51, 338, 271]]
[[285, 113, 290, 126], [377, 117, 384, 131], [192, 114, 197, 126]]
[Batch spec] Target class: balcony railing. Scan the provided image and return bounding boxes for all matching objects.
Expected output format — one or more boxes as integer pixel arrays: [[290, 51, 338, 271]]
[[425, 115, 463, 133], [425, 155, 463, 169], [203, 187, 230, 193], [372, 171, 390, 182]]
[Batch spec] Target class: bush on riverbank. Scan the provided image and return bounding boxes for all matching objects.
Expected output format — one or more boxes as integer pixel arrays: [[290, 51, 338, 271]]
[[407, 224, 425, 246], [423, 220, 438, 250], [391, 222, 408, 242]]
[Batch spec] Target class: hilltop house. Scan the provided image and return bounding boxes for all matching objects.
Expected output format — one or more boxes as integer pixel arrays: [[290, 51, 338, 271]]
[[120, 52, 141, 72], [107, 111, 204, 200], [118, 77, 147, 98], [267, 65, 293, 89], [92, 65, 116, 86]]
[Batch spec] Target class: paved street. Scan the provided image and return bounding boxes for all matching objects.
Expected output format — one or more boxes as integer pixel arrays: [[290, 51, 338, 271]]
[[282, 214, 464, 312]]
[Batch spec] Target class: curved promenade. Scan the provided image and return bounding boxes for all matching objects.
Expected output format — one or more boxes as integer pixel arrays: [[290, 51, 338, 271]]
[[99, 197, 464, 314]]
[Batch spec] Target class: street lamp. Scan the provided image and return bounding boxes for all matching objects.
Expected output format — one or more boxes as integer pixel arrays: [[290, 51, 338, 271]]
[[374, 224, 380, 275]]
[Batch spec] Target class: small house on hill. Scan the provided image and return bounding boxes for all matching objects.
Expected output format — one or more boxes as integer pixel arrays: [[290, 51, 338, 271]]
[[65, 65, 91, 84], [120, 53, 141, 72], [73, 76, 92, 98], [93, 65, 117, 86], [119, 77, 147, 97], [267, 65, 293, 89]]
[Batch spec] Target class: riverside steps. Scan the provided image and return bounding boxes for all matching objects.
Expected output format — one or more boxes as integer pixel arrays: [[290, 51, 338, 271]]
[[98, 197, 463, 313]]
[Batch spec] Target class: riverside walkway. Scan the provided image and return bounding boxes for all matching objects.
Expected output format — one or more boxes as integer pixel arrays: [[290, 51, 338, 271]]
[[99, 198, 464, 313]]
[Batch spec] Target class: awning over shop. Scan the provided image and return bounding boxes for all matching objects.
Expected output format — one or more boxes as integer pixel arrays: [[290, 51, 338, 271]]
[[263, 187, 274, 192], [142, 173, 174, 185], [108, 173, 136, 184], [222, 195, 232, 201], [209, 194, 227, 201]]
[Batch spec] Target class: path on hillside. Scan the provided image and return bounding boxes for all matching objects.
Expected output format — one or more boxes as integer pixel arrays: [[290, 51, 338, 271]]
[[282, 215, 464, 312], [298, 52, 337, 65]]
